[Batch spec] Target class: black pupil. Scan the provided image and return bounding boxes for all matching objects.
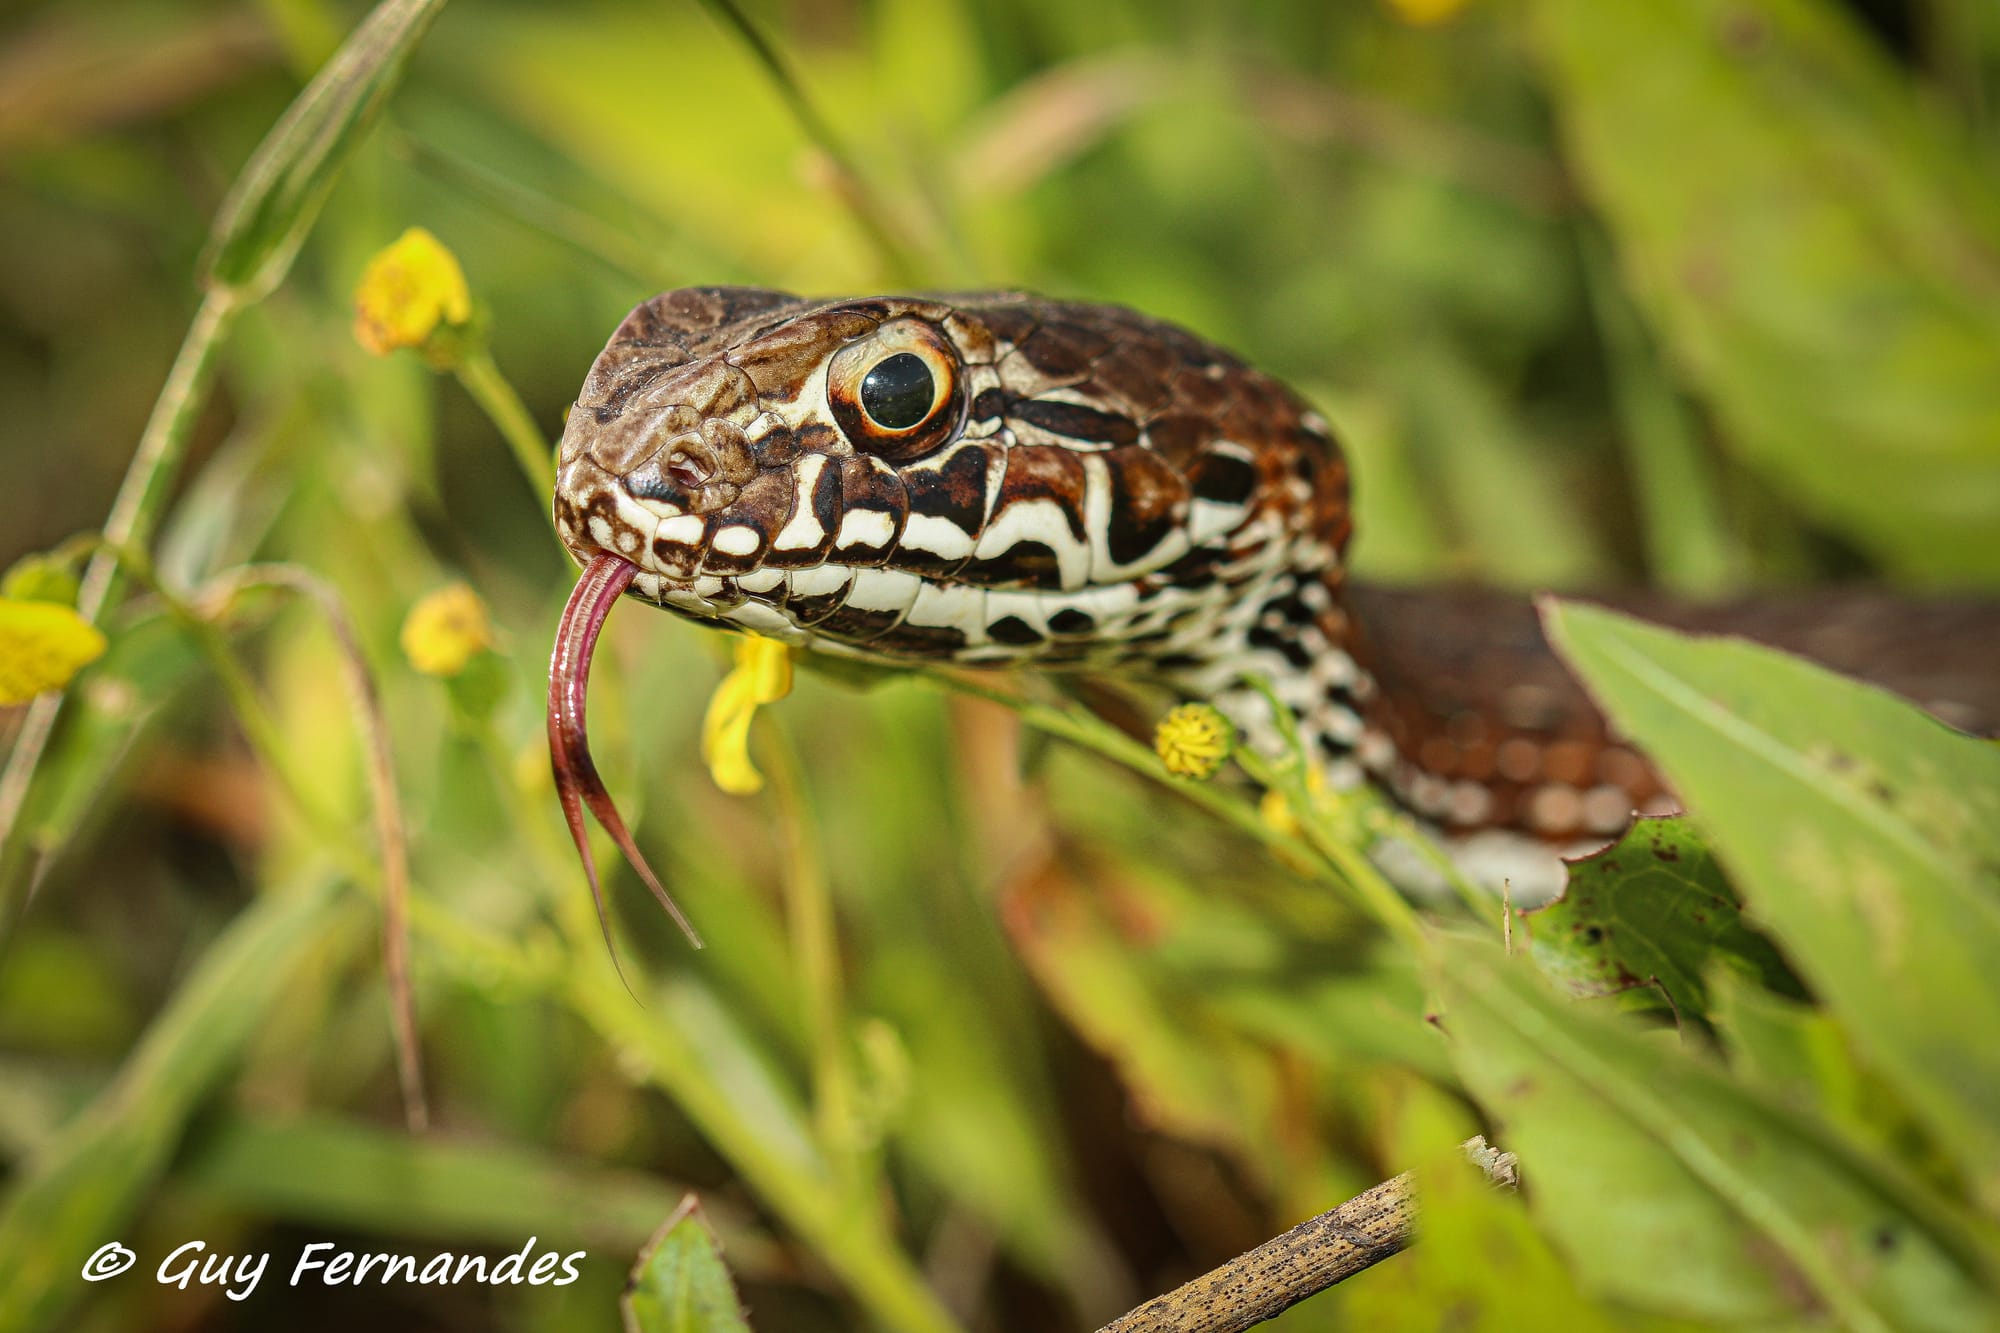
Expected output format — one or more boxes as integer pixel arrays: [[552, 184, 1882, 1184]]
[[859, 353, 935, 431]]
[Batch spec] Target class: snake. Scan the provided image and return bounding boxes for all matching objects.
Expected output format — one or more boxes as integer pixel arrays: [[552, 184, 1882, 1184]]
[[546, 286, 2000, 943]]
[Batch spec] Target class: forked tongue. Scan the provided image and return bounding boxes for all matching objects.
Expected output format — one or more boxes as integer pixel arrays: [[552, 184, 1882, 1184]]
[[548, 553, 704, 951]]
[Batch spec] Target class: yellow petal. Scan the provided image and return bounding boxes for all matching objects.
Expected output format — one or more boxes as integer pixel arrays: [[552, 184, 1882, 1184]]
[[739, 634, 794, 703], [699, 636, 793, 795], [400, 582, 491, 677], [0, 598, 108, 705], [353, 227, 472, 359]]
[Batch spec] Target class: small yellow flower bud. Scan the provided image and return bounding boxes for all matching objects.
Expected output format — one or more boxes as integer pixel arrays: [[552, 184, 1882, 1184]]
[[400, 582, 491, 677], [0, 597, 107, 705], [353, 227, 473, 365], [700, 635, 794, 795], [1154, 702, 1233, 780]]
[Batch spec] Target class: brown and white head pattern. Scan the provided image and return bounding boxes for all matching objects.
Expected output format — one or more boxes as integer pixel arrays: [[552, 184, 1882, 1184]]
[[554, 286, 1372, 768]]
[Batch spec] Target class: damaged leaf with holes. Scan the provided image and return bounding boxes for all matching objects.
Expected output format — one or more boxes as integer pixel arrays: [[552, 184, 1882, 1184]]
[[1525, 815, 1806, 1025]]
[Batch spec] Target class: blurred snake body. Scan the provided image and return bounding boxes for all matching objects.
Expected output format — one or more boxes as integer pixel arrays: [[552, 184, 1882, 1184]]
[[547, 287, 2000, 939]]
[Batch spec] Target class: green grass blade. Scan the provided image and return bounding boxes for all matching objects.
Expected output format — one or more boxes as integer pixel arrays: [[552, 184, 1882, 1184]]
[[203, 0, 449, 299]]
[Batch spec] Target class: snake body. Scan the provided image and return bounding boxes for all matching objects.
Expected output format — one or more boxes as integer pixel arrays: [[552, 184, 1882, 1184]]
[[549, 286, 1999, 914]]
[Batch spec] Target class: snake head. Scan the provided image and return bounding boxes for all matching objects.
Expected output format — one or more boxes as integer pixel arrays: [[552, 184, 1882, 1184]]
[[550, 286, 1350, 951], [553, 285, 1005, 652]]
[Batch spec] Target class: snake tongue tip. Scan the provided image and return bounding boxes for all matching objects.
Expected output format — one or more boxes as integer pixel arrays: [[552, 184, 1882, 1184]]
[[549, 553, 703, 953]]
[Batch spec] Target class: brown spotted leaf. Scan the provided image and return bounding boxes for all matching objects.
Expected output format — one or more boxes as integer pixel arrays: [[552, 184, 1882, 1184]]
[[1526, 815, 1805, 1024], [1543, 599, 2000, 1211]]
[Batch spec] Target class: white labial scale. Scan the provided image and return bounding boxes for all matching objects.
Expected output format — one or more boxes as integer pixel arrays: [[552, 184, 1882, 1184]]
[[735, 568, 786, 595], [1039, 581, 1139, 633], [723, 601, 811, 642], [632, 496, 687, 522], [657, 513, 705, 546], [981, 589, 1051, 639], [662, 588, 718, 616], [786, 565, 852, 599], [844, 568, 922, 618], [710, 525, 762, 558], [904, 582, 989, 638], [835, 507, 897, 553], [974, 497, 1091, 590], [901, 512, 977, 562], [771, 454, 829, 552]]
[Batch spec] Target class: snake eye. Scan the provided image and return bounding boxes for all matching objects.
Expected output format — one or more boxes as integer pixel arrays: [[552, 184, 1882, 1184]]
[[860, 353, 935, 431], [828, 318, 963, 463]]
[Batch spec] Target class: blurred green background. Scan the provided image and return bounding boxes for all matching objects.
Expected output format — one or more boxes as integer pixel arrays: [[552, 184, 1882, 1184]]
[[1, 0, 1997, 1329]]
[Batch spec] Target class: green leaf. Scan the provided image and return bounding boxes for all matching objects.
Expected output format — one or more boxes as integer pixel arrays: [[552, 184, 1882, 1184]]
[[1337, 1076, 1691, 1332], [0, 556, 80, 608], [621, 1196, 753, 1333], [1436, 934, 1999, 1330], [1525, 814, 1805, 1024], [1542, 598, 2000, 1208], [1529, 0, 2000, 577], [201, 0, 449, 300]]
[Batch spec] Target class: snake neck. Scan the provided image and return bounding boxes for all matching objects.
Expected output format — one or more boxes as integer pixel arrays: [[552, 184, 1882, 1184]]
[[1158, 570, 1385, 793], [1160, 576, 1683, 849]]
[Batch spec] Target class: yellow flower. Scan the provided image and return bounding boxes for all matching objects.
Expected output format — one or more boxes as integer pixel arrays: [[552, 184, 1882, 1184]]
[[1386, 0, 1468, 25], [1259, 788, 1300, 837], [0, 597, 107, 705], [353, 227, 472, 365], [1155, 702, 1234, 780], [1259, 764, 1330, 837], [700, 635, 793, 795], [400, 582, 491, 677]]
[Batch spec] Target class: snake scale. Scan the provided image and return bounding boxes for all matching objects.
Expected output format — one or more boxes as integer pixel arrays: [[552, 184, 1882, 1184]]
[[546, 286, 2000, 938]]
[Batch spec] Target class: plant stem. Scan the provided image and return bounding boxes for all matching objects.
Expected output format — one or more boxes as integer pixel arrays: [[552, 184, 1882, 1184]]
[[928, 672, 1439, 950], [1094, 1137, 1517, 1333], [453, 346, 555, 505], [761, 722, 867, 1202], [0, 289, 240, 928]]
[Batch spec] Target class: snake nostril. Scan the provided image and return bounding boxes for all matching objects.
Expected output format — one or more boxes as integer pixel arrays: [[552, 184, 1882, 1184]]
[[666, 450, 711, 490]]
